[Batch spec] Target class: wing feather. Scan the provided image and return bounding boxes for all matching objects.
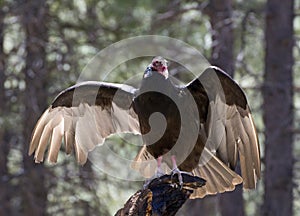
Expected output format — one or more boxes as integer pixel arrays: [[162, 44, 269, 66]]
[[224, 120, 237, 168], [29, 108, 55, 156], [74, 140, 88, 165], [185, 66, 260, 197], [63, 108, 75, 154], [34, 111, 64, 162], [29, 81, 140, 164], [64, 132, 74, 154], [48, 117, 64, 163]]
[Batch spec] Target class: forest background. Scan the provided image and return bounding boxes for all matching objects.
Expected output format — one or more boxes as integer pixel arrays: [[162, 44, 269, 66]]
[[0, 0, 298, 215]]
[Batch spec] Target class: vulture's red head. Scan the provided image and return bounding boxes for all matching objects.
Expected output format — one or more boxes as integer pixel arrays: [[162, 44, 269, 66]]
[[144, 56, 169, 79]]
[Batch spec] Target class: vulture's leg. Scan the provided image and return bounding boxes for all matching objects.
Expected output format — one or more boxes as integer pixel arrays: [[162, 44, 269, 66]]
[[143, 156, 164, 189], [156, 155, 164, 175], [171, 155, 192, 186], [171, 155, 183, 186]]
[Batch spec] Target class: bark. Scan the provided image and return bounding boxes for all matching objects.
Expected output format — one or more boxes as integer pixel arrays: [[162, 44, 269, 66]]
[[21, 1, 50, 215], [262, 0, 294, 215], [115, 174, 206, 216]]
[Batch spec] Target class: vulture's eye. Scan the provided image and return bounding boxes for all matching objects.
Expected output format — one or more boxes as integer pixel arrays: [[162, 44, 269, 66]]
[[154, 61, 162, 67]]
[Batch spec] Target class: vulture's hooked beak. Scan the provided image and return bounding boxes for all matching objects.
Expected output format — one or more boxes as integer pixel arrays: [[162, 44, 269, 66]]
[[143, 66, 153, 78]]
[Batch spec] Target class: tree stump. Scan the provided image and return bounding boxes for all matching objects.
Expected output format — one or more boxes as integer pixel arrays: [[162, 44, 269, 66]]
[[115, 174, 206, 216]]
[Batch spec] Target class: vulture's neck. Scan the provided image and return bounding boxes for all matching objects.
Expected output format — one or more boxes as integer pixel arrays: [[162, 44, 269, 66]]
[[139, 72, 175, 94]]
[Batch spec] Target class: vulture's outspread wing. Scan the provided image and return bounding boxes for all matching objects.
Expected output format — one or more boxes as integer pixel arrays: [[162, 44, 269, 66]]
[[185, 66, 261, 198], [29, 81, 140, 164]]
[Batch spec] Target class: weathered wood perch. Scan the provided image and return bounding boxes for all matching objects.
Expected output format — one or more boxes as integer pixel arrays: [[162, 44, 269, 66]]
[[115, 174, 206, 216]]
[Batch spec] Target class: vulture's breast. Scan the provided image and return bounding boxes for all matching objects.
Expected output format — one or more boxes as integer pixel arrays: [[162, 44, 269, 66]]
[[133, 76, 182, 158]]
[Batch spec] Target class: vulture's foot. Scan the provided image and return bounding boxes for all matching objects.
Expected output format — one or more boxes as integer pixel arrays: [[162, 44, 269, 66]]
[[171, 168, 193, 188], [170, 155, 193, 188]]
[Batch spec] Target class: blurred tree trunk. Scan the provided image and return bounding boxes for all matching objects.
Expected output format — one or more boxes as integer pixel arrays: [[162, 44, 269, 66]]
[[79, 161, 108, 215], [0, 8, 12, 216], [21, 1, 50, 215], [262, 0, 294, 215], [180, 197, 218, 216], [199, 1, 245, 216], [206, 0, 234, 74]]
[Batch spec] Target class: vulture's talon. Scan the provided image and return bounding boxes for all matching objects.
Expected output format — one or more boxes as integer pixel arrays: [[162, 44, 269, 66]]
[[171, 168, 194, 188], [171, 168, 185, 188]]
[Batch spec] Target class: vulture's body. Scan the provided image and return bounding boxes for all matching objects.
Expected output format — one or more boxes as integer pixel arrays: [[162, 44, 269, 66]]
[[134, 70, 203, 172], [134, 71, 182, 160], [29, 57, 260, 198]]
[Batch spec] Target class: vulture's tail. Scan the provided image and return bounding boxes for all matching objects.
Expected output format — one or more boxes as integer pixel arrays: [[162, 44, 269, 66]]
[[190, 148, 243, 198]]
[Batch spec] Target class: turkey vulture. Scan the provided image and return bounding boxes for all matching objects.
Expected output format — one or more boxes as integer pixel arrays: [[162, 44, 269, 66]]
[[29, 56, 260, 198]]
